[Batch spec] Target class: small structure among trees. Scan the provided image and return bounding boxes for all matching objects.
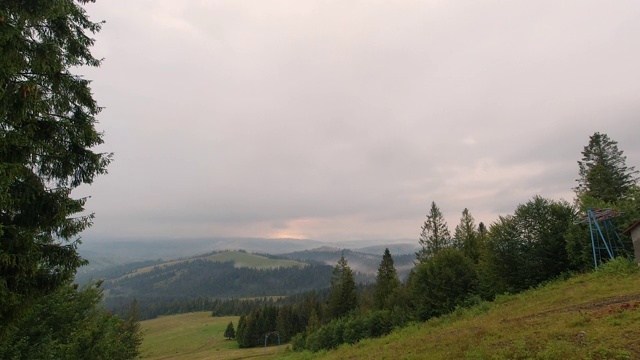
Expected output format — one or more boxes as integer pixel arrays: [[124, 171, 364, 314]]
[[577, 208, 626, 268], [622, 219, 640, 265]]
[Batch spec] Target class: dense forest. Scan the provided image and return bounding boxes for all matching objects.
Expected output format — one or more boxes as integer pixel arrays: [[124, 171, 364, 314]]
[[233, 132, 640, 352], [99, 251, 380, 319]]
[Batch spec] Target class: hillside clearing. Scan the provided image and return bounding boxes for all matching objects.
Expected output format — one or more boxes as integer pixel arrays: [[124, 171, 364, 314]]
[[138, 263, 640, 359], [116, 251, 306, 281], [276, 264, 640, 359], [139, 312, 285, 360]]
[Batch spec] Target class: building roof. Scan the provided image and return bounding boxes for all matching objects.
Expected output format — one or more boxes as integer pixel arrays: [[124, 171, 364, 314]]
[[622, 219, 640, 236]]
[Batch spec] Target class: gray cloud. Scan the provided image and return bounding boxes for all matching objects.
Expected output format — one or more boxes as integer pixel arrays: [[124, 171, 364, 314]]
[[75, 0, 640, 242]]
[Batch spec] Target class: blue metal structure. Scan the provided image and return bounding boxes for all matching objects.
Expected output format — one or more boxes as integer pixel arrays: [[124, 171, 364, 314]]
[[584, 208, 625, 268]]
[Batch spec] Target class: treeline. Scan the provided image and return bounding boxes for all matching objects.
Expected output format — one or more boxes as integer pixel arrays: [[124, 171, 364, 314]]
[[107, 296, 290, 321], [238, 132, 639, 352], [101, 260, 340, 319]]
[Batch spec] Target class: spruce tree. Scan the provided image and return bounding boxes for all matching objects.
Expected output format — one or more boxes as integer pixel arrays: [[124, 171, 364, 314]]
[[235, 315, 247, 347], [1, 0, 111, 341], [416, 202, 452, 263], [224, 321, 235, 340], [327, 255, 357, 319], [453, 208, 481, 263], [373, 248, 401, 310], [575, 132, 638, 204]]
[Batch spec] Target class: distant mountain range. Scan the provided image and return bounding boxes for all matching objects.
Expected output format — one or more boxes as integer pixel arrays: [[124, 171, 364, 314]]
[[280, 248, 415, 280], [77, 236, 419, 275], [76, 239, 417, 320]]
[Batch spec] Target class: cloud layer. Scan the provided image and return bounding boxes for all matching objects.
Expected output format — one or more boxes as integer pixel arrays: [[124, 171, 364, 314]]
[[76, 0, 640, 241]]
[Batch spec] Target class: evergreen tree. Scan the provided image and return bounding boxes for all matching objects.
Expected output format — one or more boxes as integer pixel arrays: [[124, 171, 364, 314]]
[[327, 255, 357, 319], [373, 248, 401, 310], [0, 0, 111, 342], [224, 321, 235, 340], [410, 248, 478, 321], [478, 222, 488, 236], [119, 299, 143, 359], [480, 196, 575, 297], [575, 132, 638, 204], [306, 309, 321, 334], [276, 305, 296, 342], [235, 315, 247, 347], [453, 208, 481, 263], [416, 202, 452, 262], [0, 281, 141, 359]]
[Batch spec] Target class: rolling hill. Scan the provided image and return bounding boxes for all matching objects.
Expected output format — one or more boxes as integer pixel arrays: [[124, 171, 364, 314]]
[[97, 251, 334, 318], [138, 260, 640, 359]]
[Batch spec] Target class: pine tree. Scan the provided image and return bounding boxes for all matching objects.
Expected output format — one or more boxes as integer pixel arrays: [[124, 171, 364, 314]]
[[575, 132, 638, 205], [327, 255, 357, 319], [1, 0, 111, 341], [119, 298, 143, 358], [453, 208, 481, 263], [305, 309, 321, 334], [224, 321, 235, 340], [373, 248, 401, 310], [416, 202, 452, 263], [235, 315, 247, 347]]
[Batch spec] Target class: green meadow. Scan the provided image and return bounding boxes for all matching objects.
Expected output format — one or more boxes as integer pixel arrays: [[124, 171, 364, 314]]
[[139, 262, 640, 359], [139, 312, 285, 360]]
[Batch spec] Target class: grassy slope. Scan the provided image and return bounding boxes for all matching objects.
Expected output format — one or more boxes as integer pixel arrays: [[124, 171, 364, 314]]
[[139, 312, 285, 360], [278, 262, 640, 360], [138, 262, 640, 360], [204, 251, 307, 269]]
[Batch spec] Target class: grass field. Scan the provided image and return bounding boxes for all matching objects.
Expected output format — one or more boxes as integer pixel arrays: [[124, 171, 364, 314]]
[[139, 312, 286, 360], [139, 260, 640, 359], [277, 260, 640, 360], [204, 251, 306, 269]]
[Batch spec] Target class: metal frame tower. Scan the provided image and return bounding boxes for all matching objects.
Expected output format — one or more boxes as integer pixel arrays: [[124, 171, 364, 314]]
[[581, 208, 626, 268]]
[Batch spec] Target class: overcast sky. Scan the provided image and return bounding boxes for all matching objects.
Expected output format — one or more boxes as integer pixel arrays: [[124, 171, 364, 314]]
[[75, 0, 640, 242]]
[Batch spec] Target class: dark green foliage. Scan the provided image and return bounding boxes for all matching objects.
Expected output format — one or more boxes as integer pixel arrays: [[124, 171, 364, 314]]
[[416, 201, 452, 262], [100, 260, 334, 316], [373, 248, 401, 310], [0, 281, 141, 359], [480, 196, 576, 297], [224, 321, 236, 340], [234, 291, 326, 348], [454, 208, 482, 263], [575, 132, 638, 204], [0, 0, 111, 343], [327, 255, 358, 319], [410, 248, 478, 321], [298, 310, 395, 352], [235, 315, 248, 347]]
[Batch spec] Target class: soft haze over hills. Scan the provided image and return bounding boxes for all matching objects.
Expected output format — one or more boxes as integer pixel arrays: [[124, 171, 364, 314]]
[[75, 0, 640, 243]]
